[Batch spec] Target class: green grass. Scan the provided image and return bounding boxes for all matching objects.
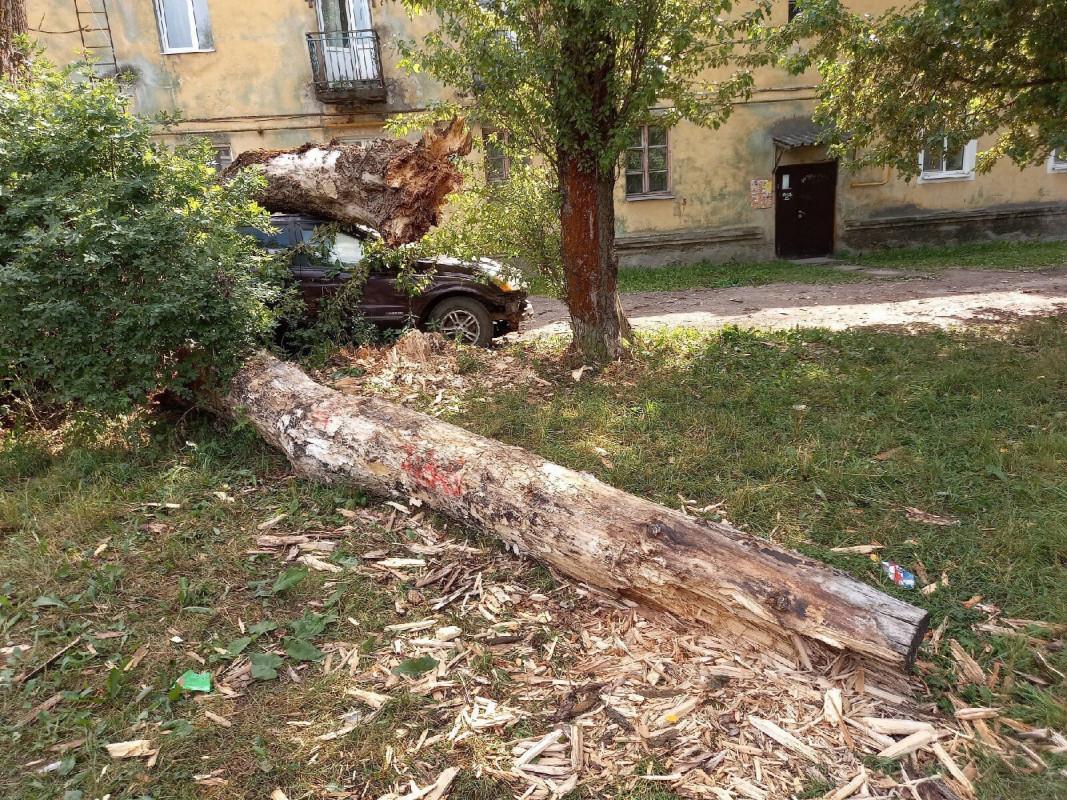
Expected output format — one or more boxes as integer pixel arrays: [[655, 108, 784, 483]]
[[0, 418, 470, 799], [4, 317, 1067, 799], [852, 239, 1067, 272], [615, 258, 864, 293], [570, 239, 1067, 297], [448, 319, 1067, 798]]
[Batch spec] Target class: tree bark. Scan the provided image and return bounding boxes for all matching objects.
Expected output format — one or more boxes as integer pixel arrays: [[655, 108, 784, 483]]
[[0, 0, 27, 80], [223, 118, 472, 246], [228, 352, 929, 671], [559, 155, 629, 362]]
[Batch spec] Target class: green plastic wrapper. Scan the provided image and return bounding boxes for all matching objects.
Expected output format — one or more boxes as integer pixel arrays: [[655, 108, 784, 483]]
[[176, 670, 212, 693]]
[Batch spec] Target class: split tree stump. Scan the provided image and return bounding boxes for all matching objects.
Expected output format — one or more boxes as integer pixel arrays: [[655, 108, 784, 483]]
[[223, 118, 472, 246]]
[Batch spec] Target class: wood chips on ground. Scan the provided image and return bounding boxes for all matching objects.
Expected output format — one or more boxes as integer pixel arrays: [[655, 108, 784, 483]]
[[232, 502, 1066, 800], [325, 331, 550, 414]]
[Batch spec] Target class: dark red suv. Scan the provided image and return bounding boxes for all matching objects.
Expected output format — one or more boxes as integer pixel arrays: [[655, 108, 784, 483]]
[[245, 213, 530, 346]]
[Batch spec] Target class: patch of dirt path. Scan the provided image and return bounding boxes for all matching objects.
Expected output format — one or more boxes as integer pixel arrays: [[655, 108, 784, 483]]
[[522, 268, 1067, 337]]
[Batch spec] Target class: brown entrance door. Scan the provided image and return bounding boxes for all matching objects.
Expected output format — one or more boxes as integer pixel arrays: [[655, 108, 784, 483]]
[[775, 162, 837, 258]]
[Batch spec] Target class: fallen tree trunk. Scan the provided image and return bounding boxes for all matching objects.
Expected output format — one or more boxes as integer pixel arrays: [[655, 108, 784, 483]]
[[229, 352, 929, 670], [222, 118, 472, 246]]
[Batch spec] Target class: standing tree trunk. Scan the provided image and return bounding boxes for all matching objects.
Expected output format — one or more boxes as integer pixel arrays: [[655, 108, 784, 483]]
[[0, 0, 27, 80], [559, 155, 628, 362], [554, 5, 631, 364]]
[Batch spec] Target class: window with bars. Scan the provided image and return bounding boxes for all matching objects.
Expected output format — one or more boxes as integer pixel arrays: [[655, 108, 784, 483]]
[[625, 125, 670, 197], [919, 136, 976, 180], [154, 0, 214, 53], [210, 145, 232, 173], [483, 129, 511, 184]]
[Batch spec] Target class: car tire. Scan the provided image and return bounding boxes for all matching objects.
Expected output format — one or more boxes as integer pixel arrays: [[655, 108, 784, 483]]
[[427, 297, 494, 347]]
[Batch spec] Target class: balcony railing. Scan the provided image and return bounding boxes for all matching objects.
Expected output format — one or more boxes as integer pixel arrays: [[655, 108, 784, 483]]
[[306, 29, 386, 105]]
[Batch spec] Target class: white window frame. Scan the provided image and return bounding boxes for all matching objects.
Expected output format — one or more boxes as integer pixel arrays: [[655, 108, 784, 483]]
[[1048, 148, 1067, 174], [918, 137, 977, 183], [154, 0, 214, 54], [625, 124, 672, 200]]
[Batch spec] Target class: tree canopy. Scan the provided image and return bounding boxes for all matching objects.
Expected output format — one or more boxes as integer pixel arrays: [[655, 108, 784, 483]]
[[788, 0, 1067, 176], [401, 0, 775, 167], [400, 0, 778, 361]]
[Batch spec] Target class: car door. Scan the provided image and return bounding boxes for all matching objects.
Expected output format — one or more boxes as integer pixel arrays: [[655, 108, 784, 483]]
[[289, 219, 331, 314], [361, 266, 413, 324], [244, 219, 324, 312]]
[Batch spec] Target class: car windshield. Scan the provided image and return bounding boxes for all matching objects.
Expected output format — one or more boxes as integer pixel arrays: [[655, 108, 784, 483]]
[[331, 232, 364, 266], [241, 226, 289, 249]]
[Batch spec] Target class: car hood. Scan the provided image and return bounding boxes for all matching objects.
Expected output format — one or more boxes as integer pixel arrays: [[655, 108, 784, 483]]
[[425, 255, 528, 290]]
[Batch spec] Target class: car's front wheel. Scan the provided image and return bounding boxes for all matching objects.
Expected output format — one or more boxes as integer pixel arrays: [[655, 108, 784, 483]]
[[427, 297, 494, 347]]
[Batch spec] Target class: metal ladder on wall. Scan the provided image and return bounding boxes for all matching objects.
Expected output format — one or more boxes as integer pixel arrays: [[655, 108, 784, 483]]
[[74, 0, 118, 78]]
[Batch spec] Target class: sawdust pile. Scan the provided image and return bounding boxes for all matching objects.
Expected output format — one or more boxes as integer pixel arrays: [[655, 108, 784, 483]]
[[218, 502, 1065, 800]]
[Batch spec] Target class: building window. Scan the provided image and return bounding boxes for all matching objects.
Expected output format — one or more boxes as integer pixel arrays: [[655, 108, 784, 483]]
[[483, 129, 511, 184], [625, 125, 670, 197], [338, 135, 380, 148], [919, 136, 977, 181], [788, 1, 801, 21], [1049, 148, 1067, 173], [154, 0, 214, 53], [210, 145, 232, 173]]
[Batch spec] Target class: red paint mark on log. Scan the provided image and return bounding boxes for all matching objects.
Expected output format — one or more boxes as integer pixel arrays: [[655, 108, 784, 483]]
[[310, 409, 334, 430], [401, 446, 466, 497]]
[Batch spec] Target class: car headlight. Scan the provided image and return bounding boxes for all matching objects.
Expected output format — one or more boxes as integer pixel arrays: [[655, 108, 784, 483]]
[[489, 274, 518, 292]]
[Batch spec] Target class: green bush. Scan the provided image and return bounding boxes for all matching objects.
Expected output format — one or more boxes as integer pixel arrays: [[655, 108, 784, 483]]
[[0, 58, 283, 414]]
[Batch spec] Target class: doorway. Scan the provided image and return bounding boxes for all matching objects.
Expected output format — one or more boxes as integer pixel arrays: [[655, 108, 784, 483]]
[[315, 0, 376, 84], [774, 161, 837, 258]]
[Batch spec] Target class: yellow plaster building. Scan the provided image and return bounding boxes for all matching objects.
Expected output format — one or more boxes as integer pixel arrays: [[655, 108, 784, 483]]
[[29, 1, 1067, 266]]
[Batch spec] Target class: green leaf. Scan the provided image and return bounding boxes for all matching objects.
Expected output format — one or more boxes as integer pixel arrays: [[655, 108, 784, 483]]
[[32, 595, 66, 608], [986, 464, 1009, 482], [324, 584, 349, 606], [105, 666, 126, 699], [271, 567, 308, 595], [282, 637, 324, 662], [225, 636, 253, 657], [160, 718, 194, 737], [287, 611, 335, 640], [392, 655, 438, 678], [248, 619, 277, 636], [250, 652, 284, 680]]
